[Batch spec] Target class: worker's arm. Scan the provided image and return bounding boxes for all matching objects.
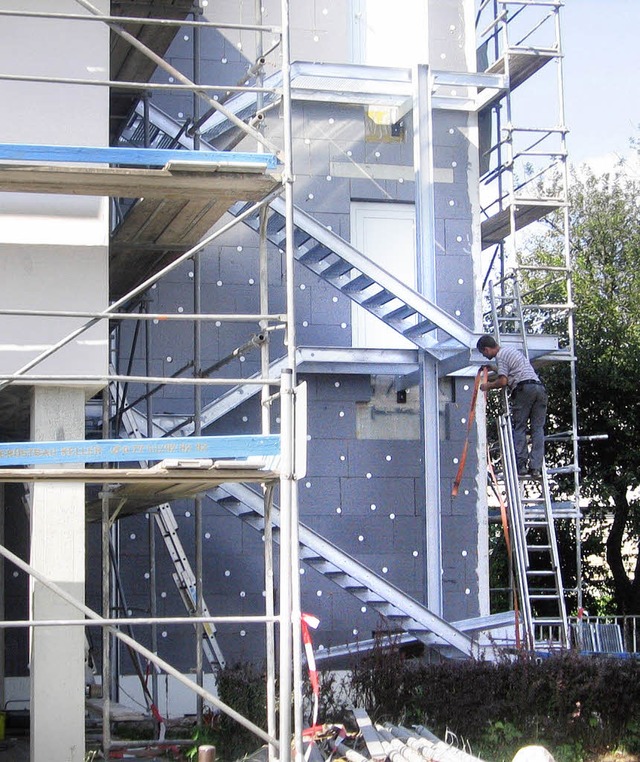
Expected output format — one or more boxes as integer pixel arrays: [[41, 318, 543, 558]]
[[480, 374, 508, 392]]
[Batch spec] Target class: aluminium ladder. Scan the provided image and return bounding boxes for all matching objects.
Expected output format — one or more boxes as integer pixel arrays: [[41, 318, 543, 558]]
[[488, 280, 569, 651], [497, 405, 568, 651], [110, 381, 226, 670]]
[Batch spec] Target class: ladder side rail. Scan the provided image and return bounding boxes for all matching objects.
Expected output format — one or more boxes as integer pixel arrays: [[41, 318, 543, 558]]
[[489, 269, 536, 650], [497, 410, 534, 647], [498, 413, 528, 570], [488, 280, 502, 339], [512, 278, 529, 357], [108, 381, 226, 670], [553, 0, 582, 608], [539, 467, 569, 644]]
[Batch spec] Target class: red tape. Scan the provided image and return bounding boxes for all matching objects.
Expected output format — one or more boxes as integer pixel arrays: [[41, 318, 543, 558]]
[[452, 366, 487, 496], [301, 613, 320, 725]]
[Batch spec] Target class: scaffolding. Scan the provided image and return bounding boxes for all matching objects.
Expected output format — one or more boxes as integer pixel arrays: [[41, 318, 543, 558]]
[[0, 0, 584, 758], [475, 0, 583, 616], [0, 1, 305, 758]]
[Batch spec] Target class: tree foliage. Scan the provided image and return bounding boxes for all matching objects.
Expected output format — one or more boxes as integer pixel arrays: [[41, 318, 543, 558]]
[[527, 166, 640, 614]]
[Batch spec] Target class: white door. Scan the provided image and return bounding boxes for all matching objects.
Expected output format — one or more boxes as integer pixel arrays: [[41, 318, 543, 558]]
[[350, 201, 416, 348]]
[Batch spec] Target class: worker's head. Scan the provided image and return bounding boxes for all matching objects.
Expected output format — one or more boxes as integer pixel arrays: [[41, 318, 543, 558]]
[[477, 334, 499, 360]]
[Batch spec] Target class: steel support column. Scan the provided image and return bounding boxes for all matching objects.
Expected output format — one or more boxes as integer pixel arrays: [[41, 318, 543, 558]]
[[414, 63, 443, 615]]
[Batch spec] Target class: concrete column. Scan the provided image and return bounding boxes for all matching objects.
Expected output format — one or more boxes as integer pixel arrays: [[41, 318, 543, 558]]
[[29, 386, 86, 761]]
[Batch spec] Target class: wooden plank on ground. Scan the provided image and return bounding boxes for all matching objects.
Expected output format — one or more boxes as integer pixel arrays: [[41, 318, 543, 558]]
[[352, 708, 387, 762]]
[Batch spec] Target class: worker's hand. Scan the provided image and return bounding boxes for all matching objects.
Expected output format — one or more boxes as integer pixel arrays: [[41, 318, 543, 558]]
[[480, 382, 489, 392]]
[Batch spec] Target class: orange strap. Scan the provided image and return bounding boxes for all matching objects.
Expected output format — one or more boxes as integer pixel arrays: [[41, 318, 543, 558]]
[[487, 455, 511, 559], [452, 366, 487, 497]]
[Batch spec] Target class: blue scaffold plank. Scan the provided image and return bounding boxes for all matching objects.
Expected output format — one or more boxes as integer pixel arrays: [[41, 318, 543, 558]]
[[0, 435, 280, 467], [0, 143, 279, 170]]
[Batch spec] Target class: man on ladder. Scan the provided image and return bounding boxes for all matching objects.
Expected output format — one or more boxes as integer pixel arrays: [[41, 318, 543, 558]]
[[476, 334, 548, 479]]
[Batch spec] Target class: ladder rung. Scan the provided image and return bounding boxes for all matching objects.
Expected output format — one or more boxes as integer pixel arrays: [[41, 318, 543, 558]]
[[533, 617, 565, 626], [547, 465, 579, 475]]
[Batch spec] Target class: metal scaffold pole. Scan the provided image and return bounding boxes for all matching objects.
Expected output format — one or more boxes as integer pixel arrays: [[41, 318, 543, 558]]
[[277, 0, 303, 758], [555, 3, 582, 608]]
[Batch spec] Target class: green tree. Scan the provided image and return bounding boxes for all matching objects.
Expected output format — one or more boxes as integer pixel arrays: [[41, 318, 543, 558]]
[[527, 166, 640, 615]]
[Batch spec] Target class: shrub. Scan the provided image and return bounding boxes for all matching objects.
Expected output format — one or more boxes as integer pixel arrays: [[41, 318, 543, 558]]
[[347, 648, 640, 758]]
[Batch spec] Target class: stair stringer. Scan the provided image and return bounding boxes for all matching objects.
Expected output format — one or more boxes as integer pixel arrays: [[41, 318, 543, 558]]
[[209, 482, 483, 660]]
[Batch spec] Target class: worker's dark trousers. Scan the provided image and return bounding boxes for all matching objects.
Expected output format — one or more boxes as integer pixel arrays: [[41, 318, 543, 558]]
[[510, 384, 548, 471]]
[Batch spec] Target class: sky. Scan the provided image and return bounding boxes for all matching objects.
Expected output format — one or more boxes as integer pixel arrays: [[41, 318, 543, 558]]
[[561, 0, 640, 171]]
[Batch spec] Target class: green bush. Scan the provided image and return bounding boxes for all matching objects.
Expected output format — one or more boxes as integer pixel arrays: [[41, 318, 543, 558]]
[[187, 650, 640, 761], [347, 647, 640, 759], [187, 661, 269, 761]]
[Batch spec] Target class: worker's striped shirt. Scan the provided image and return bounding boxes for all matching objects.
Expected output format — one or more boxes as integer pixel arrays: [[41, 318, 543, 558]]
[[496, 346, 540, 390]]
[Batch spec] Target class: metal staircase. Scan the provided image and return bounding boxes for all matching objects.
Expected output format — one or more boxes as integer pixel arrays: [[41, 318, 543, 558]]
[[229, 197, 475, 362], [117, 98, 477, 367], [171, 355, 289, 438], [110, 74, 492, 661], [110, 380, 486, 661], [111, 382, 226, 670], [208, 482, 482, 660]]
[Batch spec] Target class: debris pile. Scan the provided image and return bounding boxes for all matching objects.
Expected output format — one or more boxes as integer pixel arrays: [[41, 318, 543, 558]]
[[300, 709, 485, 762]]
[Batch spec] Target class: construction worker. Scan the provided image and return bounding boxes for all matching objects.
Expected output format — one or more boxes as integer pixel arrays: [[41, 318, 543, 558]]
[[476, 334, 548, 478]]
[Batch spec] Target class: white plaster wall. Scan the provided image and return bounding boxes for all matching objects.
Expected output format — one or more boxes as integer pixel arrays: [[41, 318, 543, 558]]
[[0, 0, 109, 384], [0, 244, 108, 381]]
